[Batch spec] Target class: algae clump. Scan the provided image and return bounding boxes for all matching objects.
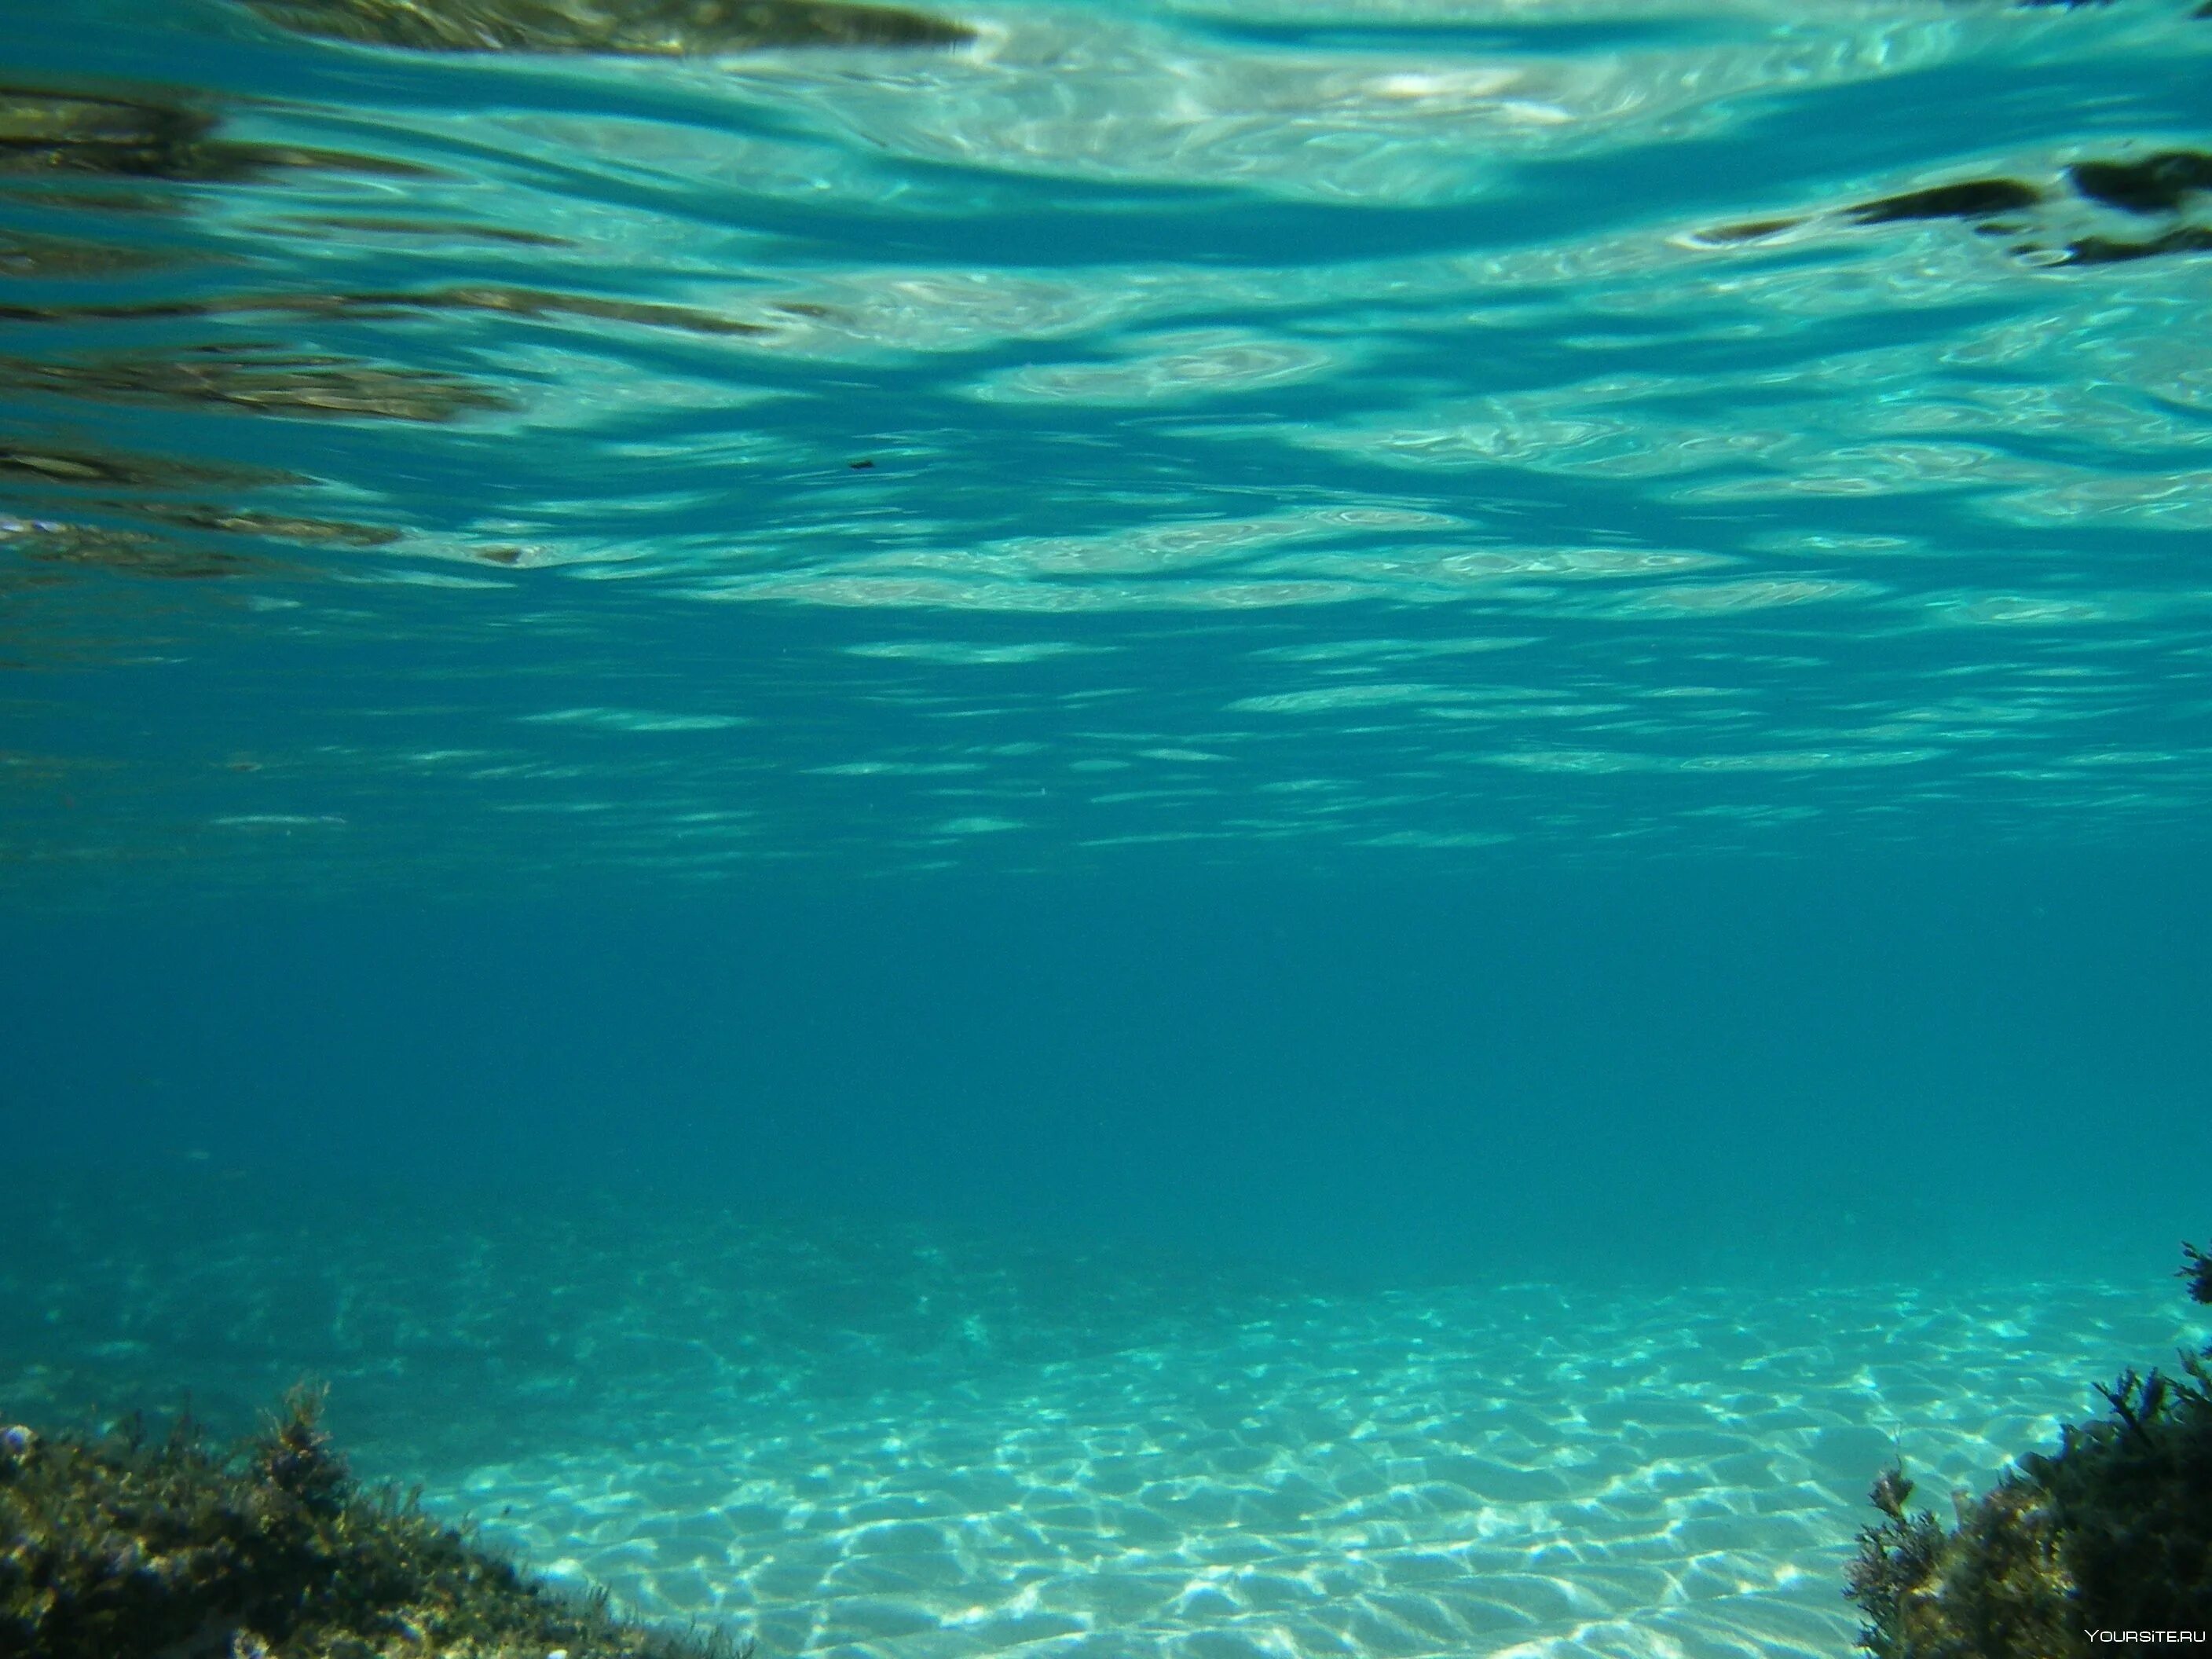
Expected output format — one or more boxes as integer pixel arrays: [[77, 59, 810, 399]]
[[0, 1383, 749, 1659], [1846, 1243, 2212, 1657]]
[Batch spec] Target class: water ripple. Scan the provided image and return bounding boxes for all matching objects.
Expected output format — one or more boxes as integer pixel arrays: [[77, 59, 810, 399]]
[[3, 0, 2210, 888]]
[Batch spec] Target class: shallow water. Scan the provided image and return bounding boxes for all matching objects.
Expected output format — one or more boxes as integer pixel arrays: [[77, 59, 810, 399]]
[[6, 1180, 2206, 1658], [5, 2, 2212, 1654]]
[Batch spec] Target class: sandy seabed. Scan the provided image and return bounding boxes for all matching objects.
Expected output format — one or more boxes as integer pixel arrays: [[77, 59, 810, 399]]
[[455, 1280, 2184, 1659], [4, 1187, 2199, 1659]]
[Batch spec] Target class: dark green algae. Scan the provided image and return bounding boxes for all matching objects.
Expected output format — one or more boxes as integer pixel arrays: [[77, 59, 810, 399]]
[[1845, 1243, 2212, 1658], [0, 1385, 750, 1659]]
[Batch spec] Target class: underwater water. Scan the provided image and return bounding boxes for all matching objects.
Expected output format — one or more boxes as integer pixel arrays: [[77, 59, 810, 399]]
[[5, 0, 2212, 1654]]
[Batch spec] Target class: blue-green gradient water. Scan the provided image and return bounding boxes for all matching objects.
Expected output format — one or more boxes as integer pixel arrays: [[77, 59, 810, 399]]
[[4, 1, 2212, 1654]]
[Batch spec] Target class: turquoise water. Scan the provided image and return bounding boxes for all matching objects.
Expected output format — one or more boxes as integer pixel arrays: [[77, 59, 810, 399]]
[[7, 0, 2212, 883], [5, 2, 2212, 1655]]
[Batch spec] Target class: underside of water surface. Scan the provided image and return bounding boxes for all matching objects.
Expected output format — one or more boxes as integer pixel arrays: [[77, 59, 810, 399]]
[[2, 0, 2210, 888]]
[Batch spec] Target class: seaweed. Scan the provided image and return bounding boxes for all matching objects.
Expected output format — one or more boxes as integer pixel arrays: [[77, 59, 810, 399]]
[[1845, 1241, 2212, 1657], [0, 1384, 753, 1659], [2177, 1242, 2212, 1305]]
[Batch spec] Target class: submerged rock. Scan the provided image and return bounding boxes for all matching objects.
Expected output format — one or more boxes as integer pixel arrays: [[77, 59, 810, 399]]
[[1845, 1243, 2212, 1657], [240, 0, 974, 54], [0, 1384, 751, 1659]]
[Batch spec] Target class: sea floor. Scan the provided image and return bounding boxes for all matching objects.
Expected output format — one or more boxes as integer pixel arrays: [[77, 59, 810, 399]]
[[4, 1179, 2199, 1659]]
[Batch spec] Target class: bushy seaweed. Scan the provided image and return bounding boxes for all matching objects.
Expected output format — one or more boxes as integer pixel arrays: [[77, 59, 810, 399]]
[[1846, 1241, 2212, 1658], [0, 1383, 752, 1659]]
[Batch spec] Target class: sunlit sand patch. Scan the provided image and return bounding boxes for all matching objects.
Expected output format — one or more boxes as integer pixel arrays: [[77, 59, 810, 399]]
[[390, 1269, 2199, 1659]]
